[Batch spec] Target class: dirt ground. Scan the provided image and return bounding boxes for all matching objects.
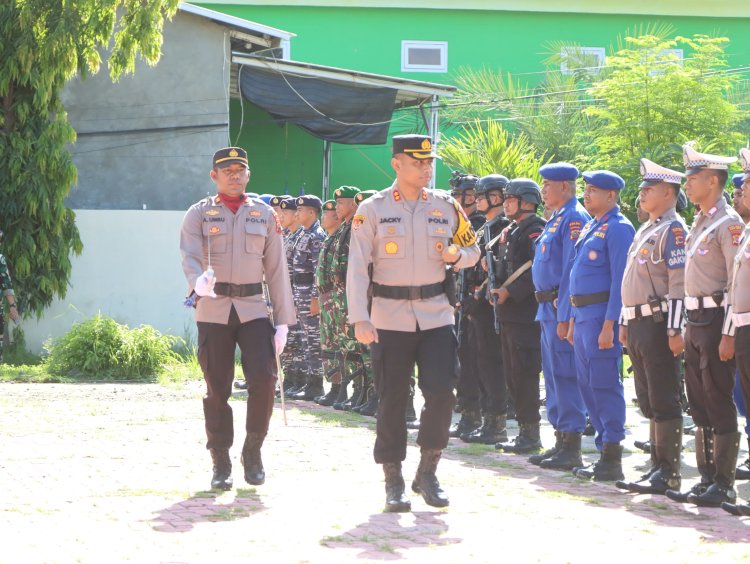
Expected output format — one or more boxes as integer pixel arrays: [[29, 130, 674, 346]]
[[1, 380, 749, 563]]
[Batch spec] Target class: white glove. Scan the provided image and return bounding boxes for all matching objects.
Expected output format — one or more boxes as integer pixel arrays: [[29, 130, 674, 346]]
[[274, 324, 288, 355], [194, 269, 216, 298]]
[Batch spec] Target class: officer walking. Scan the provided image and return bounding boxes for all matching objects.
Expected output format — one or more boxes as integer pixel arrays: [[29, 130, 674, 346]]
[[288, 195, 326, 401], [315, 199, 345, 406], [530, 163, 591, 470], [665, 144, 744, 506], [180, 147, 295, 490], [567, 170, 635, 482], [491, 179, 546, 454], [347, 134, 480, 513], [615, 159, 687, 495], [0, 232, 20, 361], [459, 174, 511, 444]]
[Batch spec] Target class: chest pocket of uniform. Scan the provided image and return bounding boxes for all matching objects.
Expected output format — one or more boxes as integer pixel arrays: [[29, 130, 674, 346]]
[[377, 223, 406, 259], [202, 221, 228, 253], [244, 222, 266, 255], [427, 223, 451, 259], [583, 237, 607, 266], [535, 233, 552, 262]]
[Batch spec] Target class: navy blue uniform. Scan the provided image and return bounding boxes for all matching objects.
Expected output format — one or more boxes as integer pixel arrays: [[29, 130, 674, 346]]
[[532, 197, 591, 433], [569, 205, 634, 448]]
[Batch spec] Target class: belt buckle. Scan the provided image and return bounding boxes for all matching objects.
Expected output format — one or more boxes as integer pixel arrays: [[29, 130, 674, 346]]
[[408, 286, 422, 300], [229, 284, 241, 298]]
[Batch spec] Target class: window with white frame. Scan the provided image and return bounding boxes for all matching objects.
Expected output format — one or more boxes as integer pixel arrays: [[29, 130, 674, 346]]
[[560, 46, 606, 75], [401, 41, 448, 73]]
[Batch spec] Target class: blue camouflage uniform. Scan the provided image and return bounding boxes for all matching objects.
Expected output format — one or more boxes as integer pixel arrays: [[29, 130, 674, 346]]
[[569, 172, 635, 449], [533, 163, 591, 435]]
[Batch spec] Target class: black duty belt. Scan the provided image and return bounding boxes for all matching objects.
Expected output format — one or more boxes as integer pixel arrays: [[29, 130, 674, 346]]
[[372, 281, 446, 301], [535, 289, 558, 303], [293, 273, 315, 285], [213, 282, 263, 298], [570, 291, 610, 308]]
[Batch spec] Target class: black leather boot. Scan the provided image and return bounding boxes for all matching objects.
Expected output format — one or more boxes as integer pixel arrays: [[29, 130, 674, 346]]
[[284, 371, 303, 398], [358, 382, 379, 417], [495, 423, 542, 454], [460, 415, 508, 445], [412, 448, 449, 508], [529, 430, 562, 465], [618, 418, 681, 495], [241, 432, 266, 486], [666, 426, 714, 502], [315, 383, 340, 407], [293, 371, 324, 401], [339, 374, 363, 411], [688, 431, 741, 507], [540, 432, 583, 470], [209, 448, 233, 491], [449, 409, 481, 438], [734, 438, 750, 480], [383, 462, 411, 513], [633, 419, 655, 454], [332, 373, 353, 410], [575, 443, 623, 481]]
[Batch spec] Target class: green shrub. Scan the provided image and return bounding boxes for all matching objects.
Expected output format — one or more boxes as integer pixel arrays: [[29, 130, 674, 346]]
[[45, 314, 180, 380]]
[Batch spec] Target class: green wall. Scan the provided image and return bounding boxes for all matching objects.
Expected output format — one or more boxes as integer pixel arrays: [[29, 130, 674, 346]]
[[208, 4, 750, 192]]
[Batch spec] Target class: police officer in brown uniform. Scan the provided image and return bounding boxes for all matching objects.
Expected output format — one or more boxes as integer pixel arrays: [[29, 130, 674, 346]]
[[616, 159, 687, 495], [722, 148, 750, 516], [347, 135, 480, 513], [666, 144, 744, 507], [180, 147, 295, 490]]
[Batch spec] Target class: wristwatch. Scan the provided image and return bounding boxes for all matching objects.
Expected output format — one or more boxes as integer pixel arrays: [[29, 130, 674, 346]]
[[667, 328, 681, 337]]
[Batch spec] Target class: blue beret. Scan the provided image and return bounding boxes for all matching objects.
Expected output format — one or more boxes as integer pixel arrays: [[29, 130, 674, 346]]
[[259, 194, 274, 205], [582, 170, 625, 191], [296, 195, 322, 209], [539, 162, 579, 182], [733, 173, 744, 189]]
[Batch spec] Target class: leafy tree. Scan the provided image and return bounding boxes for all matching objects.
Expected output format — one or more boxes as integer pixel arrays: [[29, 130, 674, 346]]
[[439, 119, 549, 181], [584, 34, 743, 217], [0, 0, 179, 318]]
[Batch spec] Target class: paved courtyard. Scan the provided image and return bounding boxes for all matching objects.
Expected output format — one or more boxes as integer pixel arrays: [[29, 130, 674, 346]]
[[1, 380, 749, 563]]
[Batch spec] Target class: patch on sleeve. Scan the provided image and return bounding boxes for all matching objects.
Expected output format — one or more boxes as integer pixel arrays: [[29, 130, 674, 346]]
[[568, 220, 582, 240], [670, 225, 685, 247], [729, 224, 744, 246], [352, 214, 366, 230], [451, 199, 477, 247], [528, 231, 542, 239]]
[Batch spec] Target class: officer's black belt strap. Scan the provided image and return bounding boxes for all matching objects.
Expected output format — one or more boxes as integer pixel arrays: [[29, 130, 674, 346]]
[[293, 273, 315, 285], [372, 281, 446, 301], [535, 289, 558, 303], [214, 282, 263, 298], [570, 291, 610, 308]]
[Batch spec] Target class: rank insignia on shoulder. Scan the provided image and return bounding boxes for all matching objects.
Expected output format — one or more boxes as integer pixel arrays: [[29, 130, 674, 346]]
[[353, 214, 366, 229], [205, 210, 220, 216]]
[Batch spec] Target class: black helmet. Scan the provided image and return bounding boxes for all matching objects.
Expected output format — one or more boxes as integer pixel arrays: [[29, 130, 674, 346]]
[[453, 174, 479, 191], [504, 178, 542, 206], [448, 171, 466, 189], [476, 174, 509, 196]]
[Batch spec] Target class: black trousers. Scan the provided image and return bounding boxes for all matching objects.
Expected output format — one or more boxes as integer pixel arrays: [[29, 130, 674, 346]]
[[500, 321, 541, 425], [627, 316, 683, 421], [197, 307, 277, 450], [735, 326, 750, 428], [470, 304, 508, 416], [372, 325, 458, 464], [456, 311, 483, 412], [684, 308, 737, 434]]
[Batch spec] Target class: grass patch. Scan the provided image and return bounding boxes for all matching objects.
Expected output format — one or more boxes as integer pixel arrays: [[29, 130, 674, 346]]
[[451, 444, 495, 456], [541, 489, 601, 505], [235, 488, 257, 498], [300, 407, 373, 429]]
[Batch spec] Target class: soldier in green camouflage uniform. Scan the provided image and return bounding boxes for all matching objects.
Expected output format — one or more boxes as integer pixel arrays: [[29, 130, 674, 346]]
[[314, 200, 345, 405], [0, 241, 19, 361], [333, 189, 380, 415]]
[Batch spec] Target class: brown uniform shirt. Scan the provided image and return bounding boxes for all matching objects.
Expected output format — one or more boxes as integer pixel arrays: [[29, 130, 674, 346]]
[[180, 195, 296, 326], [622, 209, 686, 308], [685, 197, 744, 302], [346, 183, 480, 332], [730, 224, 750, 314]]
